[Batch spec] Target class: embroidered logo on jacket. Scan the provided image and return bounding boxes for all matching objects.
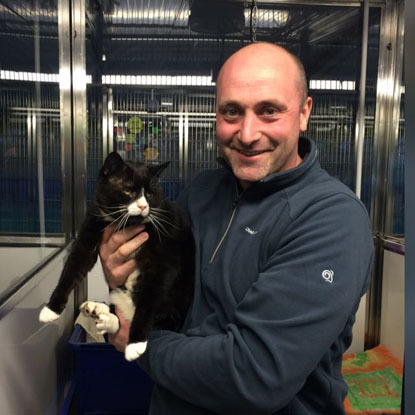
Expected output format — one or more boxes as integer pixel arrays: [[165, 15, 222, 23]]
[[322, 270, 334, 283], [245, 227, 258, 235]]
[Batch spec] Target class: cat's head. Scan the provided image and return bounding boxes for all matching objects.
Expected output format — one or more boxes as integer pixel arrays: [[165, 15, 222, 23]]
[[94, 152, 169, 227]]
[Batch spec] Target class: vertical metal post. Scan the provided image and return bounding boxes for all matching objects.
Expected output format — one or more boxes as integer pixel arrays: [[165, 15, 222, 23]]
[[354, 0, 369, 199], [58, 0, 87, 309], [34, 1, 46, 240], [346, 0, 370, 354], [383, 1, 405, 235], [179, 103, 184, 183], [103, 87, 114, 158], [58, 0, 73, 242], [184, 112, 189, 184], [71, 0, 88, 309], [103, 88, 108, 157], [72, 0, 87, 234], [366, 0, 405, 349], [108, 88, 114, 153]]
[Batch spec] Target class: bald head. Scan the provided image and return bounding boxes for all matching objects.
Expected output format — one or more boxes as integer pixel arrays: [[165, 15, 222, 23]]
[[217, 42, 308, 108]]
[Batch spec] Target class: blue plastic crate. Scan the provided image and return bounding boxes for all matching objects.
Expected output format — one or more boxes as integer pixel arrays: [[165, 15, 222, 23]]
[[67, 325, 153, 415]]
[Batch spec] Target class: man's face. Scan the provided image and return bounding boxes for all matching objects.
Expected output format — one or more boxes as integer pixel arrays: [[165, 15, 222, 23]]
[[216, 47, 312, 189]]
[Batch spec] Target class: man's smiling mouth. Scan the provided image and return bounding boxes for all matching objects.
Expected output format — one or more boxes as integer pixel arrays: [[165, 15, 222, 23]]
[[236, 149, 268, 157]]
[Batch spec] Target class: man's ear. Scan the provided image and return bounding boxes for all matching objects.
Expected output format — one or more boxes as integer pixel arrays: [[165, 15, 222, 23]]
[[300, 97, 313, 132], [149, 161, 170, 179], [103, 152, 124, 176]]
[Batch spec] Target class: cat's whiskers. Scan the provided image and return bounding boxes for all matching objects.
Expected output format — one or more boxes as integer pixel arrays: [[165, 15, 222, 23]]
[[148, 213, 173, 239], [104, 213, 124, 229], [92, 208, 127, 218], [150, 207, 169, 214], [120, 212, 131, 231], [147, 216, 163, 241], [95, 202, 128, 209], [115, 211, 130, 232], [150, 211, 180, 230], [106, 210, 128, 233]]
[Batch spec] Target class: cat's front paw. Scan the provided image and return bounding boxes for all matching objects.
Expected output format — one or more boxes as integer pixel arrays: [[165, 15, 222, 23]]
[[39, 306, 60, 323], [124, 341, 148, 361], [96, 313, 119, 335], [80, 301, 110, 319]]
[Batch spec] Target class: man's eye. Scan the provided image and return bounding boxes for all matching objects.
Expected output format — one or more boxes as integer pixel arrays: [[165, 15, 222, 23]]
[[264, 107, 277, 116], [223, 107, 239, 118]]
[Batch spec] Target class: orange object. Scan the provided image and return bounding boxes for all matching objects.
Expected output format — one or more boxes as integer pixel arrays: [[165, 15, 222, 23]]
[[342, 345, 403, 415]]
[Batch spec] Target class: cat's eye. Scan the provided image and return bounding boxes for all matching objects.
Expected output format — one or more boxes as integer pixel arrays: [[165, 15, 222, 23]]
[[123, 190, 134, 197]]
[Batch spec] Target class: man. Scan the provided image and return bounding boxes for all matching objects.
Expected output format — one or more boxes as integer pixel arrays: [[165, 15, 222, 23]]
[[100, 42, 373, 414]]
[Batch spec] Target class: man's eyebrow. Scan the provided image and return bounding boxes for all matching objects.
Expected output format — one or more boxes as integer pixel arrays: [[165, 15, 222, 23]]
[[255, 100, 287, 111], [217, 101, 241, 110]]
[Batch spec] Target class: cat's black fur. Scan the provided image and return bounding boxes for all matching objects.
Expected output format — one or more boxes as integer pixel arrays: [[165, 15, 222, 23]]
[[42, 151, 194, 343]]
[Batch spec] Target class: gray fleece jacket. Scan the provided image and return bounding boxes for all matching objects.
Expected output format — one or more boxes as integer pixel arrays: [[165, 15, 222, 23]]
[[138, 137, 374, 414]]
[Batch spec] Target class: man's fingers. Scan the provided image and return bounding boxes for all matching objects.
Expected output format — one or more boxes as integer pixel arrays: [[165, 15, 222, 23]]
[[108, 259, 137, 288], [102, 224, 145, 256], [115, 231, 149, 261], [102, 224, 115, 244], [109, 307, 130, 353], [99, 224, 147, 289]]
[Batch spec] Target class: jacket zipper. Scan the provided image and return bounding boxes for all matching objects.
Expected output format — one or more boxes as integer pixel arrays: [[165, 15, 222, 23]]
[[209, 192, 244, 263]]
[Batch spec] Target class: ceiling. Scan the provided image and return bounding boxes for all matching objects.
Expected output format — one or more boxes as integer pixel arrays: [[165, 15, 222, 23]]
[[0, 0, 382, 84]]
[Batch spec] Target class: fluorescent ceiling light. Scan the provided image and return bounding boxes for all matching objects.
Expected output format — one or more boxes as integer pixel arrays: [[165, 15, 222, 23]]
[[0, 70, 92, 84], [102, 74, 215, 86], [309, 80, 356, 91], [108, 8, 189, 26], [244, 9, 289, 28], [105, 6, 289, 29], [3, 71, 358, 92]]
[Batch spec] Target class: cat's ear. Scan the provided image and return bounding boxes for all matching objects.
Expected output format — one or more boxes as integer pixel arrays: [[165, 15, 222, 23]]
[[103, 152, 125, 176], [149, 161, 170, 179]]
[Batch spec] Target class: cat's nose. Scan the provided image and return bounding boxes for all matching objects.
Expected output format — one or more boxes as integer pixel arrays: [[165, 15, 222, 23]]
[[136, 202, 147, 211]]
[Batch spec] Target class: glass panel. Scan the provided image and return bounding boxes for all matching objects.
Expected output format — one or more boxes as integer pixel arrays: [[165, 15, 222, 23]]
[[0, 0, 64, 301]]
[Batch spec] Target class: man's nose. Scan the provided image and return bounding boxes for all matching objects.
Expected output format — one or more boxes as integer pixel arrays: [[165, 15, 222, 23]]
[[238, 113, 262, 145]]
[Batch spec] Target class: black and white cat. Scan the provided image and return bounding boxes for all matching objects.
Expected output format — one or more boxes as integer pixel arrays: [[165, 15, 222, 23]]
[[39, 152, 194, 361]]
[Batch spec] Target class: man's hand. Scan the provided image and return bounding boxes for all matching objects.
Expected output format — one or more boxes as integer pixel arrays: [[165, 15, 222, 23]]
[[99, 224, 148, 288], [108, 308, 131, 353]]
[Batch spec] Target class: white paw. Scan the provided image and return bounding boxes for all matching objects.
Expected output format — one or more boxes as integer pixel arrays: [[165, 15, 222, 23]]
[[80, 301, 110, 319], [39, 306, 60, 323], [124, 341, 148, 361], [96, 313, 119, 334]]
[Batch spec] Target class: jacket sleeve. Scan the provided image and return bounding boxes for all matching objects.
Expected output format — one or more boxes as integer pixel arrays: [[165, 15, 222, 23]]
[[138, 193, 374, 414]]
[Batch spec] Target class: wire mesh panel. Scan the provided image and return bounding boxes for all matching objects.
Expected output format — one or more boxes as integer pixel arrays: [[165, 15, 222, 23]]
[[392, 97, 404, 236], [107, 87, 219, 200], [362, 99, 376, 212], [111, 88, 183, 200], [306, 92, 357, 190], [0, 83, 62, 233], [305, 91, 375, 212], [186, 91, 219, 182], [87, 85, 104, 205]]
